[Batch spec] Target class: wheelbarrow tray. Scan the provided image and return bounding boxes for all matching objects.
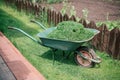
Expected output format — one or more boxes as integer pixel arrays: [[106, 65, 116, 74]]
[[37, 27, 99, 51]]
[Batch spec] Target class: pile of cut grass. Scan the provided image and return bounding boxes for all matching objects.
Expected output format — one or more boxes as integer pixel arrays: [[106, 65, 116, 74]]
[[48, 21, 94, 41]]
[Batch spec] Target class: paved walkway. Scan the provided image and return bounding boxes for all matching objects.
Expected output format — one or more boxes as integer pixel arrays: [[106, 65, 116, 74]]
[[0, 32, 45, 80], [0, 55, 16, 80]]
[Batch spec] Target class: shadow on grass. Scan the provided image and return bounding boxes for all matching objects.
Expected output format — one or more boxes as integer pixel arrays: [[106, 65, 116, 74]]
[[40, 49, 77, 65]]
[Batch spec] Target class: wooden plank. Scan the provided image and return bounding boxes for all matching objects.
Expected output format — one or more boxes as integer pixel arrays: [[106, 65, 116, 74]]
[[117, 32, 120, 59], [102, 25, 109, 52], [0, 56, 16, 80], [115, 31, 120, 59], [47, 9, 51, 24], [112, 29, 120, 59], [108, 28, 119, 58]]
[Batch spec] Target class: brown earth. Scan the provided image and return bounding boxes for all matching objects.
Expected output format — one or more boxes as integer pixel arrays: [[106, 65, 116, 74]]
[[44, 0, 120, 22]]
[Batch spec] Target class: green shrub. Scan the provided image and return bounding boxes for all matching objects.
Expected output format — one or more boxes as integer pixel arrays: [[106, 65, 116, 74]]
[[47, 0, 63, 4], [97, 21, 120, 30]]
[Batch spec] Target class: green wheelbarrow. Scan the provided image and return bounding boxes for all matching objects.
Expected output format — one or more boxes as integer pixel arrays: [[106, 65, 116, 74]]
[[8, 20, 101, 68]]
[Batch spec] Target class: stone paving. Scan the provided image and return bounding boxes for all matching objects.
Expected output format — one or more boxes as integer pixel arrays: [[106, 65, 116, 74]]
[[0, 32, 45, 80]]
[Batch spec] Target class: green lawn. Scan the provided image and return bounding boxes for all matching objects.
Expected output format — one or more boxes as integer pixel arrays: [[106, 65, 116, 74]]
[[0, 1, 120, 80]]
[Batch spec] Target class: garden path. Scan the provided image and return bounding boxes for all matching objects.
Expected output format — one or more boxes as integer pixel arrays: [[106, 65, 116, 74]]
[[0, 32, 45, 80]]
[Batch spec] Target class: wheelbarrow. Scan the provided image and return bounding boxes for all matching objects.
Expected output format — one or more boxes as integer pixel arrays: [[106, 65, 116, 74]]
[[8, 20, 101, 68]]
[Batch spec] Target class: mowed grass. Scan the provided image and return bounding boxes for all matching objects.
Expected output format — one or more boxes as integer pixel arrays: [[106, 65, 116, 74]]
[[0, 1, 120, 80]]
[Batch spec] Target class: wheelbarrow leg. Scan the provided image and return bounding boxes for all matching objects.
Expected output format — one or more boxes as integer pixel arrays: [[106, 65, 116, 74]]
[[62, 51, 72, 59], [66, 52, 72, 59], [51, 49, 57, 65], [62, 51, 71, 59], [62, 51, 65, 57]]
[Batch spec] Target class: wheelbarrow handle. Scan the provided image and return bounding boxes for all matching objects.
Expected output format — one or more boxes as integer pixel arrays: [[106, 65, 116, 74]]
[[8, 26, 42, 45], [30, 19, 47, 30], [8, 27, 15, 30]]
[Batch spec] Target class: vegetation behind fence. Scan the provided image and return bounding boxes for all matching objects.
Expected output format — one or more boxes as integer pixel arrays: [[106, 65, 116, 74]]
[[5, 0, 120, 59]]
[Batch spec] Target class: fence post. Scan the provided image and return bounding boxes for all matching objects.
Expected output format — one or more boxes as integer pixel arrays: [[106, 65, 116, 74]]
[[87, 21, 98, 48], [4, 0, 9, 6], [63, 14, 69, 21], [69, 15, 76, 21], [87, 21, 97, 29], [102, 25, 110, 53], [25, 1, 28, 13], [79, 19, 87, 28], [115, 30, 120, 59], [98, 26, 103, 51], [51, 10, 55, 25], [53, 11, 57, 26], [58, 12, 63, 23], [107, 28, 119, 58], [47, 9, 51, 24]]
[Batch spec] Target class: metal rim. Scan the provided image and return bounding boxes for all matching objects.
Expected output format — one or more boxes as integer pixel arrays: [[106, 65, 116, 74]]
[[76, 50, 93, 67]]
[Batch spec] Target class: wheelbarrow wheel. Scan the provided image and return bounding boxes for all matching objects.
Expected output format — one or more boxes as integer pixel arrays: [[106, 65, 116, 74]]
[[74, 47, 95, 68]]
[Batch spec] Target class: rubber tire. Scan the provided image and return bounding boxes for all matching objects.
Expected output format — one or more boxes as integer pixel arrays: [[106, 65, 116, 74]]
[[74, 46, 95, 68]]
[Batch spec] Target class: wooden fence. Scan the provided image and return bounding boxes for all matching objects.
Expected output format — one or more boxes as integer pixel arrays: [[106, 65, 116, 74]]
[[5, 0, 120, 59]]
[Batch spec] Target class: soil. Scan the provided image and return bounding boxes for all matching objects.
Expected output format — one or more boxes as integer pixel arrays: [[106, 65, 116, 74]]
[[44, 0, 120, 22]]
